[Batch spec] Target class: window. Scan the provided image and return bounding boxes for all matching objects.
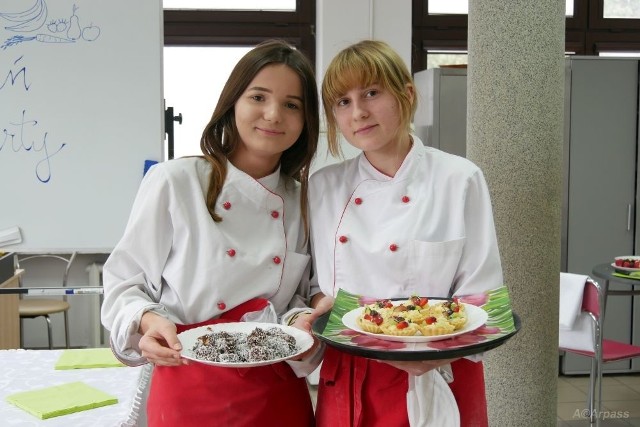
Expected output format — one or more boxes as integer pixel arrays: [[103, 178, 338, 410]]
[[425, 0, 574, 16], [162, 0, 315, 158], [412, 0, 640, 72], [163, 0, 296, 11], [164, 47, 252, 159], [426, 51, 468, 69], [599, 51, 640, 56], [603, 0, 640, 19], [427, 1, 467, 15]]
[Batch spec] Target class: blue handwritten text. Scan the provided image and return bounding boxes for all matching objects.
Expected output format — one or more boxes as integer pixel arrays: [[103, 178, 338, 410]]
[[0, 110, 67, 183]]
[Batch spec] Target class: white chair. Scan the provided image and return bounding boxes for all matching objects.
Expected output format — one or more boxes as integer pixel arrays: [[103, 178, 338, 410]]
[[15, 253, 76, 349], [559, 274, 640, 426]]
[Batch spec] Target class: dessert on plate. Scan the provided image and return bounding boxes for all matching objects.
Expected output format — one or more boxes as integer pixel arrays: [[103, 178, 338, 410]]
[[357, 296, 468, 337]]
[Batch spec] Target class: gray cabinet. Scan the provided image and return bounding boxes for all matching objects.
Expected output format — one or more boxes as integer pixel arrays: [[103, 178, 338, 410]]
[[562, 57, 639, 374], [413, 67, 468, 157]]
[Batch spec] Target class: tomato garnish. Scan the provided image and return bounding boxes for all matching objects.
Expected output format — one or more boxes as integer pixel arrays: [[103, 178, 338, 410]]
[[410, 295, 429, 307], [397, 321, 409, 329], [376, 299, 393, 309]]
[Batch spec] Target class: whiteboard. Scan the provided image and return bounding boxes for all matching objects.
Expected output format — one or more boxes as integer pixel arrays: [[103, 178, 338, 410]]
[[0, 0, 164, 253]]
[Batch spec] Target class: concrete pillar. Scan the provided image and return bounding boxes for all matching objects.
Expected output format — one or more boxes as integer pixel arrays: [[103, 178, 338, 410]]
[[467, 1, 566, 425]]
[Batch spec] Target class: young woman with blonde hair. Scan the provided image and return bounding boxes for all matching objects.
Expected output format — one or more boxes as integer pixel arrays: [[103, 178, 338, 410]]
[[309, 39, 504, 427]]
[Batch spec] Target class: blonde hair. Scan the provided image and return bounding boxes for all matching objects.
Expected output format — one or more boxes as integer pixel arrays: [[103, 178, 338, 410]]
[[321, 40, 417, 156]]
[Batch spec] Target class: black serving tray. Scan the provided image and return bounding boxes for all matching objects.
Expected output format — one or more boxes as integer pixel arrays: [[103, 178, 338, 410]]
[[311, 288, 520, 361]]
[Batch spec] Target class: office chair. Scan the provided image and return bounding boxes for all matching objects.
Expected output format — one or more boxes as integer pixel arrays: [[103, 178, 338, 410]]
[[15, 252, 76, 349], [559, 274, 640, 426]]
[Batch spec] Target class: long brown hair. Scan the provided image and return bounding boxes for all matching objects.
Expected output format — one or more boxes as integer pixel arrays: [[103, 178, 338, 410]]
[[200, 40, 319, 240]]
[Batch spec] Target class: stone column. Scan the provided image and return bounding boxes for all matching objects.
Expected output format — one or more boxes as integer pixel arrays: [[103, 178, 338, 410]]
[[467, 1, 566, 425]]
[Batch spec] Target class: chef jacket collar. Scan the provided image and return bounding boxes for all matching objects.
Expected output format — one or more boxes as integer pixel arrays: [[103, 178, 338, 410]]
[[256, 166, 281, 192], [226, 160, 282, 193], [357, 135, 424, 182]]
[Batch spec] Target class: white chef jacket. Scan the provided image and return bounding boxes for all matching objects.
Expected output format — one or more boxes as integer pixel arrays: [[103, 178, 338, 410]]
[[308, 136, 504, 427], [309, 136, 503, 299], [101, 157, 314, 371]]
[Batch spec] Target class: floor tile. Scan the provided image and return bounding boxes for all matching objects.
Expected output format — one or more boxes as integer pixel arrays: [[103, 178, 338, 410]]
[[558, 381, 588, 403], [615, 375, 640, 387], [602, 401, 640, 418], [564, 419, 632, 426], [558, 402, 592, 421], [600, 385, 640, 402], [563, 375, 621, 387]]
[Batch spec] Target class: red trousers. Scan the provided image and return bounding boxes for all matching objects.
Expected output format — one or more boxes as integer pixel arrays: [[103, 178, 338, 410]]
[[315, 346, 488, 427]]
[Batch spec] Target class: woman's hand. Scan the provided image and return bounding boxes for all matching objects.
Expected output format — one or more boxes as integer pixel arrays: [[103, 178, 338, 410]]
[[291, 294, 335, 333], [138, 311, 188, 366], [312, 294, 335, 316], [288, 295, 335, 360], [380, 357, 459, 376]]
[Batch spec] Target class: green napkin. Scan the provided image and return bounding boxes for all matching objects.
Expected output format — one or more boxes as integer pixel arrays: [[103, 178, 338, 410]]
[[55, 348, 125, 370], [5, 381, 118, 419]]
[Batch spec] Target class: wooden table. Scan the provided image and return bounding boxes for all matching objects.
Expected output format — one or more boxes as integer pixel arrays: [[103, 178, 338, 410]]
[[0, 269, 23, 349]]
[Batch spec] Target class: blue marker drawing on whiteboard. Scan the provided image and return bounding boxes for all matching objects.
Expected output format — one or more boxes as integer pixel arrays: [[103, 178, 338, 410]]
[[0, 1, 101, 50], [2, 33, 74, 49], [0, 109, 67, 183], [66, 4, 81, 40], [0, 56, 30, 91], [0, 0, 48, 33]]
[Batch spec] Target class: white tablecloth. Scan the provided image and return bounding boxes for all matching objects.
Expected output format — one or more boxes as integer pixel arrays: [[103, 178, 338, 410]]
[[0, 349, 150, 426]]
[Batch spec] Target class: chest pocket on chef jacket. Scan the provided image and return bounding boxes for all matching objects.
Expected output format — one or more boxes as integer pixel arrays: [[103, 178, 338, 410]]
[[409, 238, 465, 293]]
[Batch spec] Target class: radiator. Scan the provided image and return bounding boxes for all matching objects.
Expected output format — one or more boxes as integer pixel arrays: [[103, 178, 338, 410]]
[[86, 262, 107, 347]]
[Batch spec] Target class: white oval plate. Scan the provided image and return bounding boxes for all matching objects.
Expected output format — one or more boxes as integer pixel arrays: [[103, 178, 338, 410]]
[[342, 302, 488, 343], [178, 322, 314, 367], [612, 256, 640, 273]]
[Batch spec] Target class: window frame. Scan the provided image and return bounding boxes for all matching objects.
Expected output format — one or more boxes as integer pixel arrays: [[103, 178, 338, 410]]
[[412, 0, 640, 72], [163, 0, 315, 62], [567, 0, 589, 30], [411, 1, 468, 72]]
